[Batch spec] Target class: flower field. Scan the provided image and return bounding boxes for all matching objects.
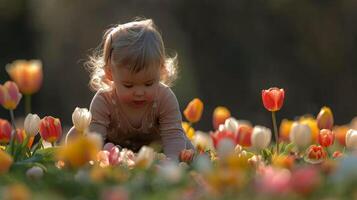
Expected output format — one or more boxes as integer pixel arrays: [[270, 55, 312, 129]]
[[1, 60, 357, 200]]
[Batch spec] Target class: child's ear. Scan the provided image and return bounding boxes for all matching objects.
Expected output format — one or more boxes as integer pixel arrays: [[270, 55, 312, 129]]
[[104, 66, 113, 81]]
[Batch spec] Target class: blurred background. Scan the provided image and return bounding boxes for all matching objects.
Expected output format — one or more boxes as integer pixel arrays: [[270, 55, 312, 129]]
[[1, 0, 357, 132]]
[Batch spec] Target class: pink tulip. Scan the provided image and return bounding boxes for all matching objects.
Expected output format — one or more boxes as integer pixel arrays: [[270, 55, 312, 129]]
[[0, 81, 22, 110], [0, 119, 12, 144]]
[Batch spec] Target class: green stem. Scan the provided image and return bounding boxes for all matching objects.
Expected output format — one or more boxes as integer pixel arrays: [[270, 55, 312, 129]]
[[51, 142, 55, 147], [25, 94, 32, 114], [271, 111, 279, 155]]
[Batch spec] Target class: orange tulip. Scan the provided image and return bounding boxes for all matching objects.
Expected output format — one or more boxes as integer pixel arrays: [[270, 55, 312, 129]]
[[261, 87, 285, 112], [279, 119, 293, 141], [39, 116, 62, 143], [183, 98, 203, 123], [0, 119, 12, 144], [318, 129, 334, 147], [0, 150, 13, 174], [236, 124, 253, 147], [0, 81, 22, 110], [316, 106, 334, 130], [212, 106, 231, 130], [15, 129, 26, 144], [333, 125, 349, 146], [6, 60, 43, 95]]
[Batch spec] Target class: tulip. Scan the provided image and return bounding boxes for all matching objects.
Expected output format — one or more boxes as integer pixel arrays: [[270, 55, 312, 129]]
[[15, 129, 26, 144], [56, 133, 102, 168], [0, 150, 13, 174], [179, 149, 195, 163], [236, 124, 253, 147], [96, 150, 110, 167], [0, 81, 22, 110], [332, 151, 343, 158], [305, 145, 327, 164], [299, 117, 319, 142], [251, 126, 272, 151], [192, 131, 213, 152], [211, 129, 236, 149], [334, 126, 349, 146], [346, 129, 357, 150], [272, 154, 295, 169], [261, 87, 285, 112], [224, 117, 239, 134], [182, 122, 195, 140], [316, 106, 334, 130], [24, 113, 40, 137], [183, 98, 203, 123], [39, 116, 62, 144], [6, 60, 43, 95], [0, 119, 12, 144], [262, 87, 285, 154], [318, 129, 334, 147], [289, 122, 311, 149], [212, 106, 231, 130], [72, 107, 92, 133], [290, 166, 320, 195], [135, 146, 155, 169], [279, 119, 293, 141]]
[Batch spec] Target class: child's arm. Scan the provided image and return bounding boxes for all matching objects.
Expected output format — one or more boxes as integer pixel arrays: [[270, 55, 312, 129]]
[[158, 87, 194, 160]]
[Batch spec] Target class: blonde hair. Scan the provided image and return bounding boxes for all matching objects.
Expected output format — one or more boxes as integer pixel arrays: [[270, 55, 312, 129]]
[[86, 18, 178, 91]]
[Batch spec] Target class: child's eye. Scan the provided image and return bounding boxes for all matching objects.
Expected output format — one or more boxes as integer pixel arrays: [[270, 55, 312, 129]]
[[145, 82, 153, 87], [123, 84, 133, 88]]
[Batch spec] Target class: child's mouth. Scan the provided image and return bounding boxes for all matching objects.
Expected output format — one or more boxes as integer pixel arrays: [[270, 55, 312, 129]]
[[133, 100, 146, 106]]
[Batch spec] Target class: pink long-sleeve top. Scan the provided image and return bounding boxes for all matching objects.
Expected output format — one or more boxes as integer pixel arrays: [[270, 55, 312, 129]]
[[87, 83, 193, 159]]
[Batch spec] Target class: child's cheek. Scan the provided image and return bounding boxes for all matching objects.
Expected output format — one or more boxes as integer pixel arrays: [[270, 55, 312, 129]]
[[118, 93, 132, 104]]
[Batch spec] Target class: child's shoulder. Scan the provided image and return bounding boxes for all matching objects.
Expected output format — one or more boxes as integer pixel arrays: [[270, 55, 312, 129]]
[[157, 83, 179, 108], [90, 89, 114, 108]]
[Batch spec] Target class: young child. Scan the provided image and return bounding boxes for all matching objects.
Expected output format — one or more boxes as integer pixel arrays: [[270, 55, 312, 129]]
[[68, 19, 193, 160]]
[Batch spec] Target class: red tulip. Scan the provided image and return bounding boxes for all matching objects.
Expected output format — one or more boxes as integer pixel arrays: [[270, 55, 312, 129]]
[[210, 129, 236, 149], [179, 149, 195, 163], [15, 129, 26, 144], [305, 145, 327, 164], [39, 116, 62, 143], [261, 87, 285, 112], [332, 151, 343, 158], [0, 119, 12, 144], [318, 129, 334, 147], [236, 124, 253, 147]]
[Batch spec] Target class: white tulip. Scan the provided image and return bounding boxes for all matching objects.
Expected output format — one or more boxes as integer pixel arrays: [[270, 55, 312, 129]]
[[72, 107, 92, 132], [193, 131, 214, 151], [224, 117, 239, 134], [346, 129, 357, 150], [251, 125, 271, 151], [135, 146, 155, 169], [24, 113, 41, 137], [289, 122, 311, 148], [217, 138, 235, 159]]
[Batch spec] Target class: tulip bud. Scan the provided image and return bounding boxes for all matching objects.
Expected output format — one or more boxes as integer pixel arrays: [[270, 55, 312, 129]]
[[183, 98, 203, 123], [0, 119, 12, 144], [24, 113, 41, 137], [0, 81, 22, 110], [334, 126, 348, 146], [72, 107, 92, 133], [15, 129, 26, 144], [6, 60, 43, 95], [39, 116, 62, 143], [135, 146, 155, 169], [332, 151, 343, 158], [0, 150, 13, 174], [108, 146, 120, 165], [289, 122, 312, 149], [261, 87, 285, 112], [212, 106, 231, 130], [318, 129, 334, 147], [236, 124, 253, 147], [316, 106, 334, 130], [179, 149, 195, 163], [251, 126, 272, 151], [26, 166, 44, 180], [305, 145, 327, 164], [346, 129, 357, 150], [224, 117, 239, 134], [279, 119, 293, 141]]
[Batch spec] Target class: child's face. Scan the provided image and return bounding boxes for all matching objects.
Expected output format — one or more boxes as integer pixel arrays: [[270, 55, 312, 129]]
[[110, 65, 160, 109]]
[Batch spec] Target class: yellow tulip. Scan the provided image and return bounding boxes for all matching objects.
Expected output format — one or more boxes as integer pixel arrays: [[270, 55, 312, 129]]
[[0, 150, 13, 174], [6, 60, 43, 95], [56, 134, 102, 168], [212, 106, 231, 130], [316, 106, 334, 130], [279, 119, 293, 141], [182, 122, 195, 140], [183, 98, 203, 123], [299, 116, 319, 142]]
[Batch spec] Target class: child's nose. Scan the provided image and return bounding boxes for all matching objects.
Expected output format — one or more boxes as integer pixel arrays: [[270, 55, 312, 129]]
[[134, 88, 145, 96]]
